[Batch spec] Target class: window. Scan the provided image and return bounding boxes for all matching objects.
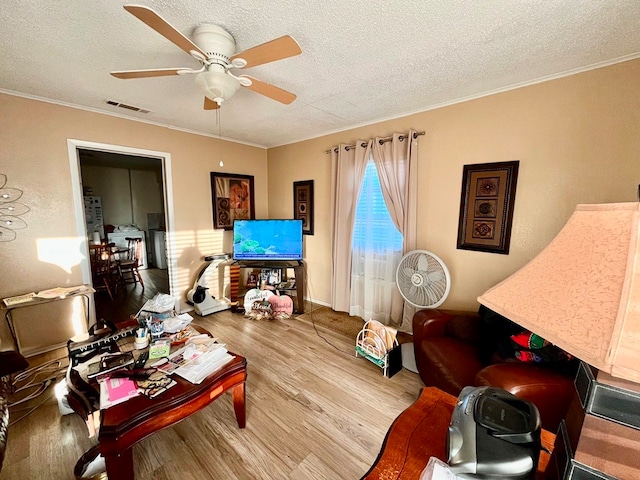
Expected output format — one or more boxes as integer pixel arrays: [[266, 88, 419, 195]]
[[352, 160, 403, 252], [350, 158, 403, 321]]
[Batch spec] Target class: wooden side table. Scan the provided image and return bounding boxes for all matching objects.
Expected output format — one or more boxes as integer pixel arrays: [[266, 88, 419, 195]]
[[361, 387, 555, 480]]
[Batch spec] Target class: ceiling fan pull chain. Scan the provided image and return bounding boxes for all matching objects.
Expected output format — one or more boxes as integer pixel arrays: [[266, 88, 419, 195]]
[[217, 109, 224, 167]]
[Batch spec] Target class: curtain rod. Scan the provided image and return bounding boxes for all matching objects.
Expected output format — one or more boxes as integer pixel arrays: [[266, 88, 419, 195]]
[[325, 131, 425, 154]]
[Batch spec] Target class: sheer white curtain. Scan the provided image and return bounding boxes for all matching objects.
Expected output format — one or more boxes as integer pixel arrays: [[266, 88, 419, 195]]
[[349, 159, 403, 323], [330, 141, 370, 312]]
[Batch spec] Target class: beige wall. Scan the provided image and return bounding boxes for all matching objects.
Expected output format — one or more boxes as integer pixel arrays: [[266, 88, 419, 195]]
[[1, 58, 638, 349], [130, 169, 164, 233], [0, 94, 266, 349], [267, 58, 640, 311], [82, 165, 139, 227], [81, 164, 165, 256]]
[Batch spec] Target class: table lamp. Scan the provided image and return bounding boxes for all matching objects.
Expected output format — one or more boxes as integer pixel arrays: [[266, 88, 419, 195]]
[[478, 202, 640, 479]]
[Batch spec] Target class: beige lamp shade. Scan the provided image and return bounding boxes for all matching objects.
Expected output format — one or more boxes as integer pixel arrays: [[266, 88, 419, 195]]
[[478, 203, 640, 383]]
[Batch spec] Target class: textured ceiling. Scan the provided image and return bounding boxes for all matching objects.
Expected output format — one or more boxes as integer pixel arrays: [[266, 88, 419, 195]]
[[1, 1, 639, 148]]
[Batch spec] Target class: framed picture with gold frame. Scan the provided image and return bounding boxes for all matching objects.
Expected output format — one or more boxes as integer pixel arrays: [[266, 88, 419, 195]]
[[210, 172, 255, 230], [293, 180, 314, 235], [456, 161, 519, 254]]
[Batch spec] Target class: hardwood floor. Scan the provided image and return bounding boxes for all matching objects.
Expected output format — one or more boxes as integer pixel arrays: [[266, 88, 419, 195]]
[[95, 267, 170, 323], [2, 301, 424, 479]]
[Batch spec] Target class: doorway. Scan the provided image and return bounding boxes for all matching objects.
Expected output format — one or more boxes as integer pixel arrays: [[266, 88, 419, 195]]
[[67, 139, 177, 323]]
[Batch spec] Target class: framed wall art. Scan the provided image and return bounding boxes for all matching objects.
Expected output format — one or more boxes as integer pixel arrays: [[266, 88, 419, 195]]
[[293, 180, 314, 235], [456, 161, 519, 254], [210, 172, 255, 230]]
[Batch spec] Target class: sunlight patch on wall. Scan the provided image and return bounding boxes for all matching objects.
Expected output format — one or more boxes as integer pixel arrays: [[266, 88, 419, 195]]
[[72, 295, 89, 336], [36, 237, 85, 274], [169, 229, 226, 300]]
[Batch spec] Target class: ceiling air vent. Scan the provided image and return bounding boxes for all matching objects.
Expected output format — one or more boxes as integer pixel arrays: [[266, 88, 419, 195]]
[[105, 99, 150, 114]]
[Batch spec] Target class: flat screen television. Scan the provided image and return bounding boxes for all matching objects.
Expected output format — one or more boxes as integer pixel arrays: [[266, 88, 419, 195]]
[[233, 219, 303, 261]]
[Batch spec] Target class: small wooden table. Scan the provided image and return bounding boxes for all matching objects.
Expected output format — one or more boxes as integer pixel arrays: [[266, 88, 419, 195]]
[[69, 325, 247, 480], [361, 387, 555, 480]]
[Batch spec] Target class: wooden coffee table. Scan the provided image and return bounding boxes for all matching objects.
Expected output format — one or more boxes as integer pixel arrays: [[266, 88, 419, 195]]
[[362, 387, 555, 480], [69, 325, 247, 480]]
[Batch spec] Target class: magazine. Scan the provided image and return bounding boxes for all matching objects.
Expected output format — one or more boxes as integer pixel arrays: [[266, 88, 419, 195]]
[[136, 370, 177, 399]]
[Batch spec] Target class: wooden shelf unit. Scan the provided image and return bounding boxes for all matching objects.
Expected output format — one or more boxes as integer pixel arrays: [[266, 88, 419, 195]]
[[230, 260, 306, 314]]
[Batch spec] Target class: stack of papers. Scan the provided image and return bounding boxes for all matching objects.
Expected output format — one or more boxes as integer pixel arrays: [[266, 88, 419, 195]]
[[173, 347, 234, 384], [36, 285, 94, 299], [357, 320, 398, 359], [151, 340, 234, 384], [151, 343, 206, 374], [2, 292, 36, 306]]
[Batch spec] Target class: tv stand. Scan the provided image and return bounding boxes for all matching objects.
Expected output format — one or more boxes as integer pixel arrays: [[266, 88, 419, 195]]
[[232, 260, 306, 313]]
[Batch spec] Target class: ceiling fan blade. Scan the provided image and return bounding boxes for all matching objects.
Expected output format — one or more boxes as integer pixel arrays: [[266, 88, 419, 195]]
[[241, 76, 296, 104], [111, 68, 184, 79], [231, 35, 301, 68], [203, 97, 220, 110], [123, 5, 207, 58]]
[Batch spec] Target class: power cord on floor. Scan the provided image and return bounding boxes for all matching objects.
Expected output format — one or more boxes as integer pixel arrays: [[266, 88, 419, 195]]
[[8, 388, 57, 426], [302, 264, 356, 357], [8, 356, 68, 425]]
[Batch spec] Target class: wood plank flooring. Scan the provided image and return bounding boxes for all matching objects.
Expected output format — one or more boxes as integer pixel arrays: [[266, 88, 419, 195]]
[[94, 267, 170, 323], [2, 302, 424, 479]]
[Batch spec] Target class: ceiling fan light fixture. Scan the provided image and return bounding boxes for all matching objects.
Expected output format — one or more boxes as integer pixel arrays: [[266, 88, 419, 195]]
[[195, 70, 241, 105]]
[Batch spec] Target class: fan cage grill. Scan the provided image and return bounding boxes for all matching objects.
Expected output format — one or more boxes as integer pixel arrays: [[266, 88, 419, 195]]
[[396, 250, 450, 308]]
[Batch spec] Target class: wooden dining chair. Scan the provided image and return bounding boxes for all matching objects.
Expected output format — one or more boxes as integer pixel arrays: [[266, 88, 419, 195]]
[[117, 237, 145, 292], [89, 243, 114, 300]]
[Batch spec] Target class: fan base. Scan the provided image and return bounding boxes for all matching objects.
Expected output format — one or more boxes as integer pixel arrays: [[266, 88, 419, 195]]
[[192, 24, 236, 62], [401, 342, 418, 373]]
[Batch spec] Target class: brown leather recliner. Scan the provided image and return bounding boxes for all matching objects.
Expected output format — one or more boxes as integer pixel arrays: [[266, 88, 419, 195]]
[[412, 308, 576, 433]]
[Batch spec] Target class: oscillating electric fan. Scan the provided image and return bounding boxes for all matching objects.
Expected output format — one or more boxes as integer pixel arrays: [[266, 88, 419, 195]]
[[396, 250, 451, 308], [396, 250, 451, 371]]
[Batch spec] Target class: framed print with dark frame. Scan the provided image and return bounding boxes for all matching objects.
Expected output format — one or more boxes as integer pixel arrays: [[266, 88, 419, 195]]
[[293, 180, 314, 235], [456, 161, 519, 254], [210, 172, 255, 230]]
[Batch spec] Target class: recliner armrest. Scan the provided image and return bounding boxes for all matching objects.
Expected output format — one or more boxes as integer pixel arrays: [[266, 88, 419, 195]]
[[413, 309, 451, 341], [474, 362, 574, 432], [413, 309, 482, 344]]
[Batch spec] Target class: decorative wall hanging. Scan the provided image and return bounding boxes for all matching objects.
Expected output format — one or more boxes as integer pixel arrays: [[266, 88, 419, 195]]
[[210, 172, 255, 230], [457, 161, 519, 254], [0, 174, 29, 242], [293, 180, 314, 235]]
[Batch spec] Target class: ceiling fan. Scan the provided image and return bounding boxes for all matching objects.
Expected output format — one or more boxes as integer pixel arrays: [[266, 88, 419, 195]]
[[111, 5, 302, 109]]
